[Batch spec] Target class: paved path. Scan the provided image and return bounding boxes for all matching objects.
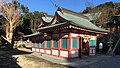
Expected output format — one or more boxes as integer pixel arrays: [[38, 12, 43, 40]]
[[82, 55, 120, 68], [33, 53, 120, 68], [1, 49, 119, 68]]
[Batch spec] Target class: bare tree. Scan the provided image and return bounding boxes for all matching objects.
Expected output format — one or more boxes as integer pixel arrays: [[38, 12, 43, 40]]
[[0, 0, 22, 44], [84, 0, 94, 8]]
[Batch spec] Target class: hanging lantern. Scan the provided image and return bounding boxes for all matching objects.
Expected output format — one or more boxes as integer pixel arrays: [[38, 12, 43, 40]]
[[83, 35, 90, 43]]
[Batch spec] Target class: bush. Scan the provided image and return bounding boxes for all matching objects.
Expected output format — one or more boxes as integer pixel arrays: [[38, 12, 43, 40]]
[[18, 44, 26, 48]]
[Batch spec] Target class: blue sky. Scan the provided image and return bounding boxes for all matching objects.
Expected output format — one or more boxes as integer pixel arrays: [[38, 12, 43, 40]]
[[18, 0, 119, 15]]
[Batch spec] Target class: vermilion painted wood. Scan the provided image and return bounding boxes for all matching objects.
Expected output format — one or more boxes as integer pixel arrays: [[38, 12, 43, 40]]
[[30, 25, 100, 58], [68, 33, 72, 58]]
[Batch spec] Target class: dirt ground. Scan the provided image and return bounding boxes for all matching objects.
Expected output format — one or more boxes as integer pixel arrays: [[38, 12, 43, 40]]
[[0, 48, 73, 68]]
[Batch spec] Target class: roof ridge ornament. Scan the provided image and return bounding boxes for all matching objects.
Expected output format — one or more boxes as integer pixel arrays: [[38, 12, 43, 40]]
[[42, 13, 46, 18], [57, 6, 63, 14]]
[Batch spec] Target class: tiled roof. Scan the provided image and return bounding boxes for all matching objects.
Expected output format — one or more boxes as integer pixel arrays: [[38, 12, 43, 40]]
[[57, 11, 108, 32], [38, 7, 109, 33], [37, 22, 68, 30], [42, 16, 53, 23], [60, 7, 89, 20]]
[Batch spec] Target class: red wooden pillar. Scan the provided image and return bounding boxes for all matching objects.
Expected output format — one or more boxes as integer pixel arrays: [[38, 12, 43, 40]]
[[58, 31, 61, 57], [44, 39, 47, 54], [95, 36, 97, 55], [39, 40, 41, 53], [68, 33, 72, 58], [50, 34, 53, 55], [79, 37, 82, 58], [87, 39, 90, 56], [33, 38, 35, 48], [34, 37, 36, 52]]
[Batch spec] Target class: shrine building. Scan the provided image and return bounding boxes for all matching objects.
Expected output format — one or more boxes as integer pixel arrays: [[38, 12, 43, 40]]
[[24, 7, 109, 58]]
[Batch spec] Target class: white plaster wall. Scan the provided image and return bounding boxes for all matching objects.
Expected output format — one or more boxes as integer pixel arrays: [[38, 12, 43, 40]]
[[40, 49, 44, 53], [71, 50, 79, 58], [32, 48, 35, 51], [36, 48, 39, 52], [52, 50, 58, 56], [46, 50, 51, 54], [60, 51, 68, 57]]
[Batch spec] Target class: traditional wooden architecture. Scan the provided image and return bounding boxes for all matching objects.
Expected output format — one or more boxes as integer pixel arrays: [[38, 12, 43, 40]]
[[25, 7, 109, 58]]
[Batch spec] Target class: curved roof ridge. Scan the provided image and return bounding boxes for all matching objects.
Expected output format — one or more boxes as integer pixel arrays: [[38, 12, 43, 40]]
[[41, 16, 53, 23], [57, 7, 89, 20]]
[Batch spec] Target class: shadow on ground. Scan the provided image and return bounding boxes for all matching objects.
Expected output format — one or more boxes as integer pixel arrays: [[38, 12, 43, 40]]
[[0, 48, 32, 68]]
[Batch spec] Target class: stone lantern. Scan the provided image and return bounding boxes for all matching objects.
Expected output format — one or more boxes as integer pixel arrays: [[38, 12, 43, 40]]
[[107, 38, 113, 55]]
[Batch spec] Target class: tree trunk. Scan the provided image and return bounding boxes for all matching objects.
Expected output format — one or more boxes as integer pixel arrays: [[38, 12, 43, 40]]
[[6, 22, 13, 44], [6, 26, 10, 43], [9, 23, 13, 44]]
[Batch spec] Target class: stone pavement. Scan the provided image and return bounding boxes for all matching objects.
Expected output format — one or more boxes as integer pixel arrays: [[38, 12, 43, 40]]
[[32, 53, 120, 68], [82, 55, 120, 68]]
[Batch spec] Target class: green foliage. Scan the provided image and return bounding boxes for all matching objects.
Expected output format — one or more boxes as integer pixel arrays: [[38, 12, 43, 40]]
[[0, 0, 29, 36], [83, 1, 119, 13], [21, 5, 29, 14], [31, 29, 37, 33], [82, 7, 93, 13], [0, 15, 6, 36], [22, 11, 46, 33], [82, 1, 120, 28], [5, 1, 47, 36], [96, 1, 115, 8], [12, 0, 29, 14], [18, 44, 26, 48]]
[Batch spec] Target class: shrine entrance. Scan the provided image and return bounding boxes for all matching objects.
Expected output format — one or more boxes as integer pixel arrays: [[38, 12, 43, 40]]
[[79, 37, 90, 58], [82, 37, 89, 56]]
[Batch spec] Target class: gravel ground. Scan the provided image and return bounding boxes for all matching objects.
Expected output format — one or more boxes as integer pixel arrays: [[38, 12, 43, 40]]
[[0, 48, 74, 68]]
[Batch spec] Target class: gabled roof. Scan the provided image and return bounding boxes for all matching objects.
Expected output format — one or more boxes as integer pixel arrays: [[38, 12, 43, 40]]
[[59, 7, 89, 20], [38, 22, 68, 31], [56, 11, 108, 32], [38, 7, 109, 33], [42, 16, 53, 23], [38, 15, 54, 27]]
